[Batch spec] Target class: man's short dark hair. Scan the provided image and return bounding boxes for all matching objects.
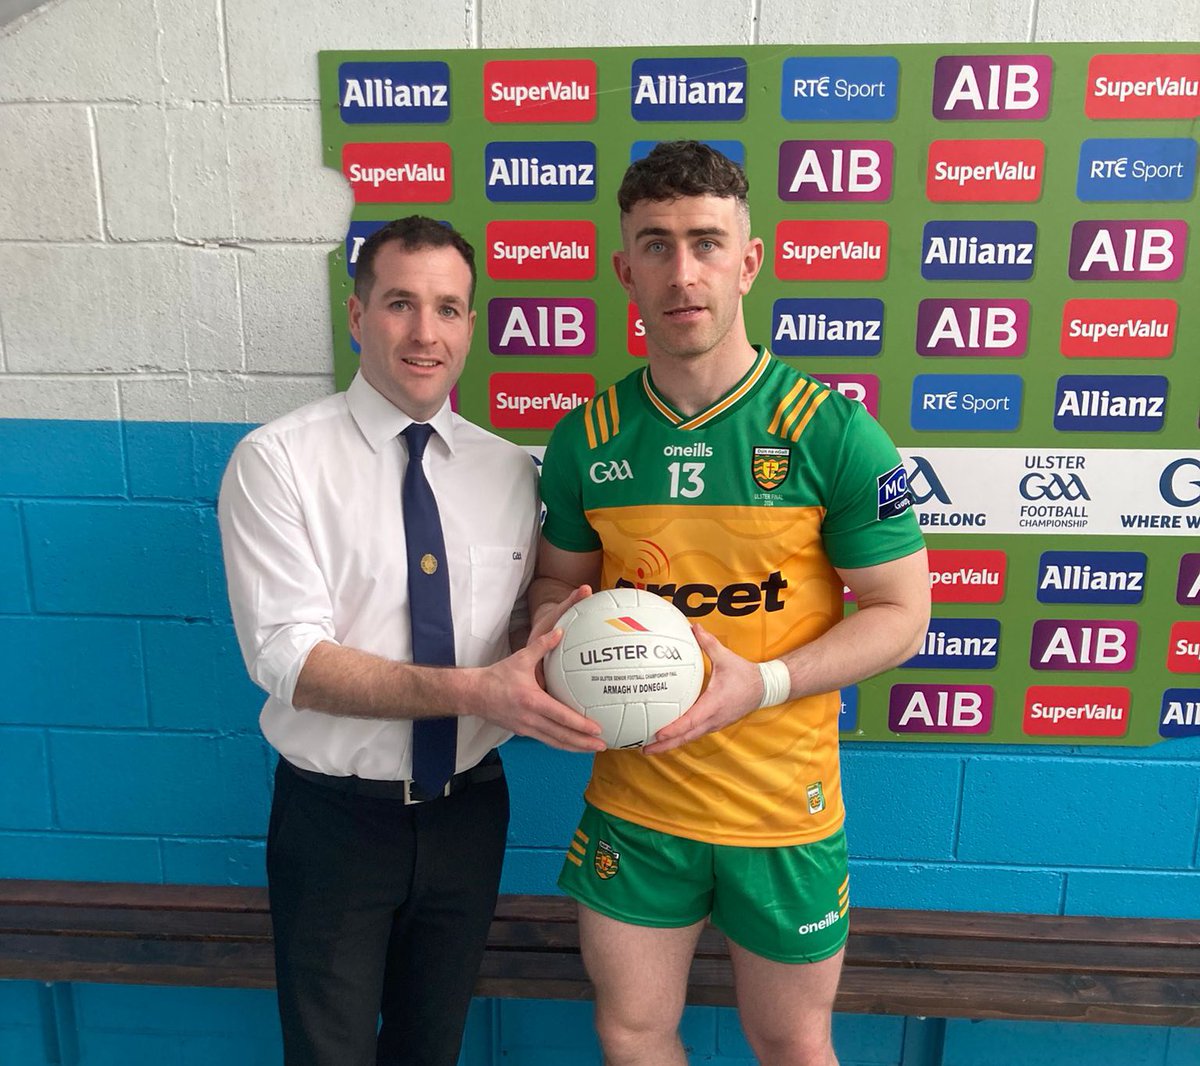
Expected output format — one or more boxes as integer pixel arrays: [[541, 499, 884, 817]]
[[617, 140, 750, 215], [352, 216, 477, 306]]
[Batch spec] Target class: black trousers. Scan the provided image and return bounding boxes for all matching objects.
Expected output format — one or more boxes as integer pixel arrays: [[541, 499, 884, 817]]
[[266, 758, 510, 1066]]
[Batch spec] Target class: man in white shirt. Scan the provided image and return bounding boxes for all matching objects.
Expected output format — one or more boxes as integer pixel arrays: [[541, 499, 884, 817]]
[[218, 216, 604, 1066]]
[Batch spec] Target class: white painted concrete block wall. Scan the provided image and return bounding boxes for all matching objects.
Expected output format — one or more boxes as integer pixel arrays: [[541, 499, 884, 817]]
[[0, 0, 1194, 423]]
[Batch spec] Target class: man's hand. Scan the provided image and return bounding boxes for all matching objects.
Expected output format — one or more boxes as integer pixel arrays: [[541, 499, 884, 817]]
[[529, 583, 592, 645], [474, 602, 606, 753], [642, 624, 764, 755]]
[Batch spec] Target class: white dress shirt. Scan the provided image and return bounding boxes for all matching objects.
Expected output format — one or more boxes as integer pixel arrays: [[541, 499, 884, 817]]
[[218, 372, 540, 779]]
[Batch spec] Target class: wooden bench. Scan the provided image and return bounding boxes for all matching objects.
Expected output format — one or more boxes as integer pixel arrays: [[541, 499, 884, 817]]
[[1, 879, 1198, 1027]]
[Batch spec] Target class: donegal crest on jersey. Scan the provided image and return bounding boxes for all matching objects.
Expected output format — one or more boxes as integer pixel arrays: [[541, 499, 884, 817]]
[[752, 445, 790, 490], [540, 349, 924, 848]]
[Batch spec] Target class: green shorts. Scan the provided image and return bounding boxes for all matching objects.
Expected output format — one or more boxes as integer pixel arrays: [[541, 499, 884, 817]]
[[558, 803, 849, 964]]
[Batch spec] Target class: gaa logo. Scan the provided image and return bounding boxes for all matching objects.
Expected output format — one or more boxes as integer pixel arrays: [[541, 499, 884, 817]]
[[1019, 472, 1090, 502], [590, 460, 634, 484]]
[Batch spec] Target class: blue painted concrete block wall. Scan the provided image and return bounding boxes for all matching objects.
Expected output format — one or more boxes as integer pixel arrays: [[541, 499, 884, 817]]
[[2, 417, 1198, 1065]]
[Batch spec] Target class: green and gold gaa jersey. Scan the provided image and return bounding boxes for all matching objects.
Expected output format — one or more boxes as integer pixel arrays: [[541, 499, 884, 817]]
[[540, 347, 925, 847]]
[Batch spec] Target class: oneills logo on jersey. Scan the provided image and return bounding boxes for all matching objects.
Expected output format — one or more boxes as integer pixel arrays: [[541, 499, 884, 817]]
[[752, 446, 791, 490], [605, 616, 649, 633], [594, 839, 620, 879]]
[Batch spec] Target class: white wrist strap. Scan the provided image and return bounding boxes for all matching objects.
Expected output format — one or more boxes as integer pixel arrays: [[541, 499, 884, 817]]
[[757, 659, 791, 709]]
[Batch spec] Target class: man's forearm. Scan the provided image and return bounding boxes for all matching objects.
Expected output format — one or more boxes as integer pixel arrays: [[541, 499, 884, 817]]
[[292, 641, 482, 720], [527, 575, 579, 629], [782, 598, 929, 701]]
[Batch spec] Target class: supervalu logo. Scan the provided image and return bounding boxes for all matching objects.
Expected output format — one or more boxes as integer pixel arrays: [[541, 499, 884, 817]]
[[1086, 54, 1200, 119], [341, 142, 452, 203], [1023, 685, 1130, 738], [1060, 299, 1176, 359], [927, 549, 1007, 604], [485, 220, 596, 281], [483, 59, 597, 122], [926, 139, 1044, 202], [775, 221, 889, 281], [489, 372, 595, 430]]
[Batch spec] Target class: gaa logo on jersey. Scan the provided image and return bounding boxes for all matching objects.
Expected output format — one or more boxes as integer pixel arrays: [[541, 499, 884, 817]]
[[338, 61, 450, 123], [752, 446, 791, 491], [877, 464, 911, 520], [630, 57, 747, 121]]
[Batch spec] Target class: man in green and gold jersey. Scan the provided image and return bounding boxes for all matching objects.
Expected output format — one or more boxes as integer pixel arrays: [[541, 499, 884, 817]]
[[530, 141, 930, 1066]]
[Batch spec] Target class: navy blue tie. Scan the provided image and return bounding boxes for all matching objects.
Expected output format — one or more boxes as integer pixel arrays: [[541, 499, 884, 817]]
[[402, 423, 458, 795]]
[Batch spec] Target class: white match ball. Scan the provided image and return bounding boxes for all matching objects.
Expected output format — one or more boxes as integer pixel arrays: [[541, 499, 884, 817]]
[[544, 588, 704, 749]]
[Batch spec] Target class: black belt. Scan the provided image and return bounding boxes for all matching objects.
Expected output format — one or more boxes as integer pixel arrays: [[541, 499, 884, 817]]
[[283, 748, 503, 805]]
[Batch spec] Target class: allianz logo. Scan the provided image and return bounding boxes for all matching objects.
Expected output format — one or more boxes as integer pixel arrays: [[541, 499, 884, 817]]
[[590, 460, 634, 483]]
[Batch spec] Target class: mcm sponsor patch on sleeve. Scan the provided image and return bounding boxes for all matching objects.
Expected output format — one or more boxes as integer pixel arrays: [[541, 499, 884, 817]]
[[877, 463, 913, 520]]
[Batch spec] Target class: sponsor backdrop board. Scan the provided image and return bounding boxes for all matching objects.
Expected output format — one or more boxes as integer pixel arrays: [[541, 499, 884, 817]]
[[319, 43, 1200, 747]]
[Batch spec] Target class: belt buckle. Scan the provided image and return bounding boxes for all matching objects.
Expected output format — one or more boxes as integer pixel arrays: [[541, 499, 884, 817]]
[[402, 778, 453, 805]]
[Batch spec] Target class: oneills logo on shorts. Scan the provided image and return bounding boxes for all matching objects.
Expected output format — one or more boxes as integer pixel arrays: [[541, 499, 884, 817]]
[[594, 840, 620, 879]]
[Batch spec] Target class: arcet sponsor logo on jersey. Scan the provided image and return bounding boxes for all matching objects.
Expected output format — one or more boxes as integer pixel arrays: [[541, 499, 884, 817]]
[[627, 303, 646, 357], [775, 221, 889, 281], [812, 374, 879, 418], [1030, 620, 1138, 672], [487, 298, 596, 356], [1161, 688, 1200, 737], [1068, 220, 1187, 281], [344, 220, 388, 278], [777, 140, 894, 202], [1037, 551, 1147, 605], [781, 56, 899, 121], [926, 140, 1044, 202], [916, 299, 1028, 357], [615, 559, 788, 619], [888, 684, 994, 734], [921, 221, 1037, 281], [1167, 621, 1200, 673], [589, 459, 634, 484], [1086, 54, 1200, 119], [1077, 138, 1198, 201], [902, 618, 1000, 670], [1023, 686, 1130, 738], [488, 372, 595, 430], [876, 464, 911, 521], [1060, 299, 1177, 359], [342, 142, 452, 203], [338, 61, 450, 123], [932, 55, 1052, 120], [630, 57, 747, 121], [1178, 555, 1200, 606], [751, 446, 790, 491], [483, 59, 597, 122], [910, 374, 1023, 432], [772, 298, 884, 356], [485, 220, 596, 281], [927, 549, 1006, 603], [1054, 375, 1168, 432], [485, 141, 596, 202]]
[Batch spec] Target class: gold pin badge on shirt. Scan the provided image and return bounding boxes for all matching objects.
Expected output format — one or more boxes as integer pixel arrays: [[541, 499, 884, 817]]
[[420, 553, 439, 575]]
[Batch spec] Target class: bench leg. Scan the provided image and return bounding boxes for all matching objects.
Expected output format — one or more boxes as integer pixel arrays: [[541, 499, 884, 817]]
[[900, 1016, 946, 1066], [37, 982, 79, 1066]]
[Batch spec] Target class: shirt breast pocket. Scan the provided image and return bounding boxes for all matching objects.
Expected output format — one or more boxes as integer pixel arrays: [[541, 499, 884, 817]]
[[468, 544, 528, 645]]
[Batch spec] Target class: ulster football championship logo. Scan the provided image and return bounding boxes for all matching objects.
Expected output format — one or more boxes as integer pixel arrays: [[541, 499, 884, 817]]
[[594, 839, 620, 879], [752, 446, 791, 490]]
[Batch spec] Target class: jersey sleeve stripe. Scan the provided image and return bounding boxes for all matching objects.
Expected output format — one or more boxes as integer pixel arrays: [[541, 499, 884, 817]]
[[596, 394, 611, 442], [607, 384, 620, 437], [583, 399, 599, 449], [768, 379, 809, 435], [779, 381, 820, 438], [789, 388, 831, 442]]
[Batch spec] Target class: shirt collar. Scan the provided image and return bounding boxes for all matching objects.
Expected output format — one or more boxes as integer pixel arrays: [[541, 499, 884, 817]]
[[346, 372, 458, 456]]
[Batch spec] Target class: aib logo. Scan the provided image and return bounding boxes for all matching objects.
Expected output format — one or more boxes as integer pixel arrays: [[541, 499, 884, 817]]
[[777, 141, 894, 201], [888, 684, 994, 734], [1068, 220, 1187, 281], [812, 374, 879, 418], [932, 55, 1052, 119], [916, 299, 1028, 357], [1029, 620, 1137, 671], [906, 456, 952, 505], [1178, 554, 1200, 606], [488, 298, 595, 356]]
